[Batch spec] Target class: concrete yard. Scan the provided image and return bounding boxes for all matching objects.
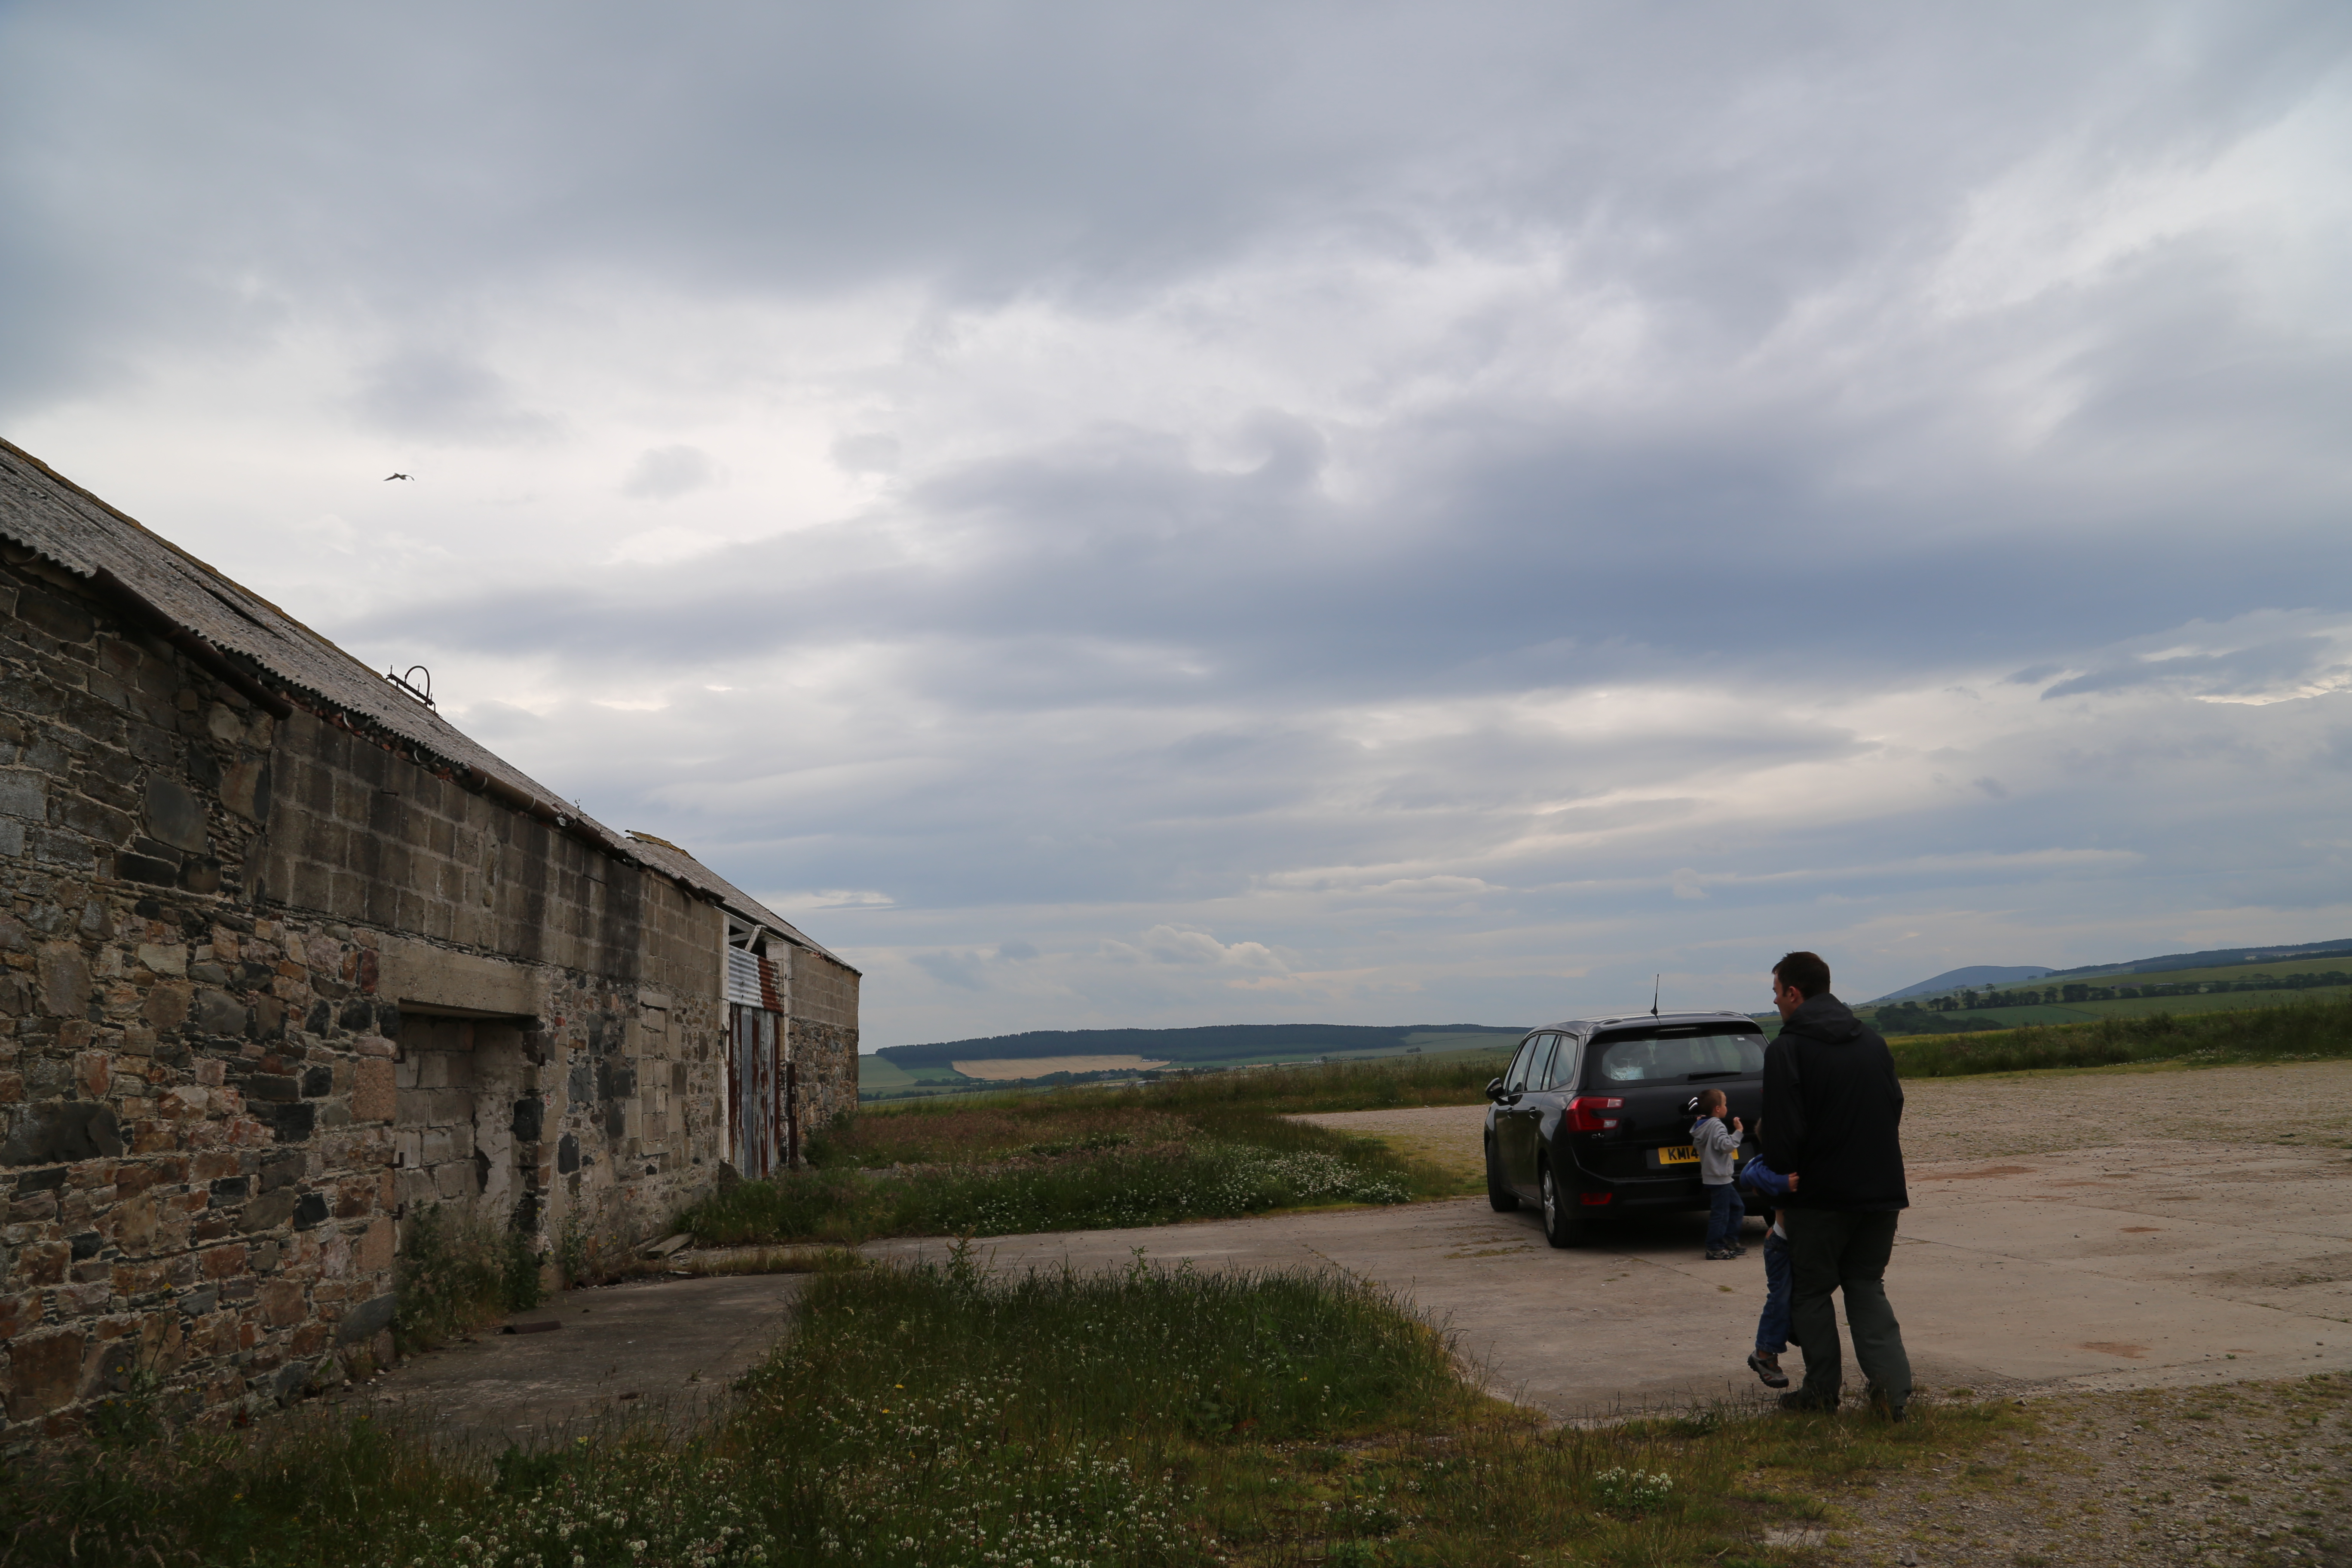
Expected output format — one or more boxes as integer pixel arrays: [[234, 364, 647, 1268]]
[[364, 1273, 803, 1450], [879, 1060, 2352, 1418], [395, 1060, 2352, 1439]]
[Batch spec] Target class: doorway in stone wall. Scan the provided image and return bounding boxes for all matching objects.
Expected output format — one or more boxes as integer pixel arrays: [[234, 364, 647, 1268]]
[[726, 1003, 786, 1178], [724, 932, 794, 1176], [393, 1011, 536, 1235]]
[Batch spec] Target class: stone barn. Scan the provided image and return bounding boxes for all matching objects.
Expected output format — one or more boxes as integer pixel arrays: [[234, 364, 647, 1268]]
[[0, 438, 858, 1442]]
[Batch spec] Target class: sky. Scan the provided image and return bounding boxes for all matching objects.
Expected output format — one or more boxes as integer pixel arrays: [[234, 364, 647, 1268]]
[[4, 3, 2350, 1046]]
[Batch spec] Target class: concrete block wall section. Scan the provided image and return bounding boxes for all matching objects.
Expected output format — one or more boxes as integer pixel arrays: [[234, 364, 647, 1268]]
[[788, 949, 861, 1139]]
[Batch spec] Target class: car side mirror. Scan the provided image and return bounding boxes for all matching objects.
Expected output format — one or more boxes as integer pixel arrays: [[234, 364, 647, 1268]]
[[1484, 1077, 1505, 1103]]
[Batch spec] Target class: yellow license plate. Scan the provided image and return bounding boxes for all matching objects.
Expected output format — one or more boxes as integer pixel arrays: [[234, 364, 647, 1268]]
[[1657, 1145, 1699, 1165]]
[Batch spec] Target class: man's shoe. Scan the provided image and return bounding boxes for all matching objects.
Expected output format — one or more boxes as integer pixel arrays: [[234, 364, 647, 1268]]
[[1866, 1385, 1908, 1422], [1731, 1244, 1750, 1256], [1747, 1351, 1789, 1389], [1705, 1249, 1735, 1260], [1778, 1389, 1838, 1412]]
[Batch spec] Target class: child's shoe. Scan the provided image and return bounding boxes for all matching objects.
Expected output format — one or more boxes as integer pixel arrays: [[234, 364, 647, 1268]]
[[1705, 1248, 1736, 1260], [1747, 1351, 1788, 1389]]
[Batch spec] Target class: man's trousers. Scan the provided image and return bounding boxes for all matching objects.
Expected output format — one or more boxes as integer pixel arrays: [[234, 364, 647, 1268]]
[[1783, 1207, 1911, 1409]]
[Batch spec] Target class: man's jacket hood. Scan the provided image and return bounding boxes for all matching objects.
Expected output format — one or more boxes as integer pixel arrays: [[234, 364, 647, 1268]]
[[1759, 992, 1908, 1212], [1781, 992, 1866, 1045]]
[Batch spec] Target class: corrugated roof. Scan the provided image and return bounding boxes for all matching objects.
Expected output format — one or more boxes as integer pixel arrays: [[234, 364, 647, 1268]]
[[0, 435, 853, 974], [622, 832, 851, 968]]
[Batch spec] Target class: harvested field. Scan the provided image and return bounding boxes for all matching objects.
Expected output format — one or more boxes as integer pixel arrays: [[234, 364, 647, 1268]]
[[949, 1053, 1169, 1078]]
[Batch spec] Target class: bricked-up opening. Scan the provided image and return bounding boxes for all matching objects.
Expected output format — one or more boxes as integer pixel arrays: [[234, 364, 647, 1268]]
[[392, 1012, 538, 1237]]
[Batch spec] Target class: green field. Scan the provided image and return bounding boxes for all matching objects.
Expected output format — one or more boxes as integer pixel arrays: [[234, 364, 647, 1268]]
[[1871, 983, 2352, 1033], [854, 1053, 920, 1090], [1883, 995, 2352, 1077], [860, 1024, 1528, 1101], [1866, 952, 2352, 1036], [2113, 954, 2352, 986]]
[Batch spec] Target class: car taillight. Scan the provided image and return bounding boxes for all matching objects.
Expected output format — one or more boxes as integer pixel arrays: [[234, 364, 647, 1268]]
[[1565, 1095, 1625, 1132], [1580, 1191, 1614, 1206]]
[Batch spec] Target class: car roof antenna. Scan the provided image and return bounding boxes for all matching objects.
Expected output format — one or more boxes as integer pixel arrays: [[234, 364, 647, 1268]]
[[1651, 974, 1660, 1017]]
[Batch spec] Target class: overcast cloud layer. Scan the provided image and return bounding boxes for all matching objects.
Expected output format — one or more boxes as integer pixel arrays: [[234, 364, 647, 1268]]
[[6, 2, 2350, 1044]]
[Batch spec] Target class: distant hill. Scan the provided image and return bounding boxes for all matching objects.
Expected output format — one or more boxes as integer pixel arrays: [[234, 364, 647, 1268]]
[[877, 1023, 1524, 1070], [1874, 965, 2053, 1002], [2042, 938, 2352, 980], [1874, 938, 2352, 1004]]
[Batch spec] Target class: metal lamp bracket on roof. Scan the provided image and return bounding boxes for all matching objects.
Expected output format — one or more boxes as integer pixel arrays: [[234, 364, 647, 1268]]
[[384, 665, 435, 708]]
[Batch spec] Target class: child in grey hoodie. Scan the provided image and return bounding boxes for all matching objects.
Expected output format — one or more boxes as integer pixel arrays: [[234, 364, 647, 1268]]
[[1692, 1088, 1746, 1259]]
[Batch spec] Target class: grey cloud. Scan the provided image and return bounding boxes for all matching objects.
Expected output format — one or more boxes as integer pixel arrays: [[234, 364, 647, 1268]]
[[8, 5, 2349, 407], [831, 434, 901, 475], [909, 949, 989, 990], [2040, 637, 2337, 700], [352, 352, 562, 445], [622, 445, 717, 500]]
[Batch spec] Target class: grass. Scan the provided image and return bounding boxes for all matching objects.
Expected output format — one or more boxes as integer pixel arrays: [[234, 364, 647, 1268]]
[[1886, 996, 2352, 1078], [682, 1101, 1464, 1247], [0, 1253, 2024, 1567], [731, 1048, 1517, 1243], [1130, 1047, 1513, 1116]]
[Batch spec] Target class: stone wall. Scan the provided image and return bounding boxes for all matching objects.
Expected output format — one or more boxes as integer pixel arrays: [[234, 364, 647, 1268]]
[[0, 548, 851, 1445], [1, 549, 404, 1441]]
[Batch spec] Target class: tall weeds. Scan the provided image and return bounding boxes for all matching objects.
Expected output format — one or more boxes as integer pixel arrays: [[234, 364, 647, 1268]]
[[392, 1204, 543, 1352], [680, 1136, 1423, 1248]]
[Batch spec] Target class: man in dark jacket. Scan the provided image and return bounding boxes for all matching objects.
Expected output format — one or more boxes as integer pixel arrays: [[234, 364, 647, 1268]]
[[1760, 950, 1912, 1417]]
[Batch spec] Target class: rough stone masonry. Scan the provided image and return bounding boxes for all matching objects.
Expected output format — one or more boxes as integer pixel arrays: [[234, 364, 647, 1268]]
[[0, 437, 858, 1444]]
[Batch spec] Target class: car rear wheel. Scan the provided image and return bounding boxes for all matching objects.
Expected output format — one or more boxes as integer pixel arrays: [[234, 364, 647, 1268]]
[[1485, 1139, 1520, 1212], [1540, 1162, 1585, 1248]]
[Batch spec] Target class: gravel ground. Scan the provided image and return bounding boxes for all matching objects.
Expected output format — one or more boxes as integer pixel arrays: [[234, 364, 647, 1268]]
[[1832, 1374, 2352, 1568], [1897, 1059, 2352, 1162], [1302, 1060, 2352, 1564], [1827, 1062, 2352, 1566], [1297, 1059, 2352, 1174]]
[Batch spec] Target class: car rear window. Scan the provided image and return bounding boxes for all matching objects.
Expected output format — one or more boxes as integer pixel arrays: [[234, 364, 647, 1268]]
[[1586, 1025, 1765, 1084]]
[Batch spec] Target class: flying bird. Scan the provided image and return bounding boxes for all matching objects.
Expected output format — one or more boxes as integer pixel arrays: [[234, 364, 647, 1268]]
[[383, 472, 414, 481]]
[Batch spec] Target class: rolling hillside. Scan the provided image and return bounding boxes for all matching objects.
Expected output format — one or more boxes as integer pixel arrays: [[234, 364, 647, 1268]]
[[1865, 942, 2352, 1036], [1873, 937, 2352, 1005]]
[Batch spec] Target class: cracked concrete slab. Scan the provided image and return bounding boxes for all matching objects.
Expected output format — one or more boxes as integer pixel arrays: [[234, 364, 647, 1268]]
[[363, 1273, 803, 1452]]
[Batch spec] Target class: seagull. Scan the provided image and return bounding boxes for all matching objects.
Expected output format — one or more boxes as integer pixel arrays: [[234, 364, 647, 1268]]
[[384, 472, 414, 481]]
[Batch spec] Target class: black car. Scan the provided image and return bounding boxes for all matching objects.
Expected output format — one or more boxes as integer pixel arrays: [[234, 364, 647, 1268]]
[[1482, 1010, 1767, 1246]]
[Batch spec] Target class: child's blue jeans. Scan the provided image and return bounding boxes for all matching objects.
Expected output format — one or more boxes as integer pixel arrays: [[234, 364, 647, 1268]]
[[1755, 1229, 1793, 1354], [1705, 1180, 1745, 1252]]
